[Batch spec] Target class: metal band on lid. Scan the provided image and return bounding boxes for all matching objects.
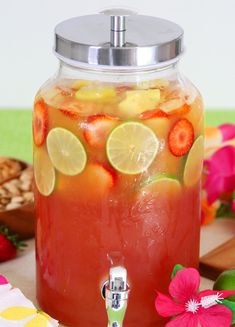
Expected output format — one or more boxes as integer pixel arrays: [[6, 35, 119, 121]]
[[54, 10, 184, 68]]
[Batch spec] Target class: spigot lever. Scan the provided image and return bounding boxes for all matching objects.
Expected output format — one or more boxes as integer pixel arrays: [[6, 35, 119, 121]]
[[103, 266, 130, 327]]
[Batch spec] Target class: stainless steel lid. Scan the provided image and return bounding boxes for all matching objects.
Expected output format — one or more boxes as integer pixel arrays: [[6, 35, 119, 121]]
[[54, 9, 184, 68]]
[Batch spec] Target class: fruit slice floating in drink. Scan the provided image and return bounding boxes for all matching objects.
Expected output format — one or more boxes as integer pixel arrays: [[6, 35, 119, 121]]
[[75, 87, 116, 102], [183, 135, 204, 187], [34, 150, 55, 196], [118, 89, 161, 118], [106, 122, 159, 175], [141, 173, 181, 196], [84, 114, 119, 148], [160, 98, 190, 116], [168, 118, 194, 157], [47, 127, 87, 176], [33, 100, 48, 146], [59, 108, 80, 120]]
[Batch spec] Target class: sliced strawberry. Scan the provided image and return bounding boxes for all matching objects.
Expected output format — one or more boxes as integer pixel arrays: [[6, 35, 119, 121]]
[[56, 86, 73, 97], [140, 109, 169, 120], [80, 163, 115, 199], [172, 103, 191, 116], [59, 108, 80, 120], [33, 99, 48, 146], [58, 163, 115, 200], [168, 119, 194, 157], [87, 162, 114, 187], [160, 99, 190, 116], [116, 85, 133, 95], [84, 114, 118, 148]]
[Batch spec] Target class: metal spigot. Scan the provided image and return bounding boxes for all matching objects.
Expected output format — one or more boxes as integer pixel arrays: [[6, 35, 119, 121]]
[[102, 266, 130, 327]]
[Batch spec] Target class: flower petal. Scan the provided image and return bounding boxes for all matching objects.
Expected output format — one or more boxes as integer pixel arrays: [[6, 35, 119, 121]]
[[169, 268, 200, 303], [0, 276, 8, 285], [232, 199, 235, 213], [198, 304, 233, 327], [166, 312, 198, 327], [198, 289, 235, 300], [219, 124, 235, 142], [205, 174, 224, 204], [155, 292, 185, 317], [209, 146, 235, 173], [223, 175, 235, 193]]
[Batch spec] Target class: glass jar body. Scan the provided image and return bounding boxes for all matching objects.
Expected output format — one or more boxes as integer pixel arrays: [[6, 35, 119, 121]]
[[34, 61, 204, 327]]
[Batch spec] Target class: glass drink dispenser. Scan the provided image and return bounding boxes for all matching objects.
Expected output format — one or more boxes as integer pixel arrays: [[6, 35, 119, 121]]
[[33, 9, 204, 327]]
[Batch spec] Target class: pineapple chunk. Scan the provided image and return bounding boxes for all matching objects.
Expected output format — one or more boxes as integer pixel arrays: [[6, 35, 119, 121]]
[[72, 80, 91, 90], [137, 79, 170, 90], [159, 98, 184, 113], [118, 89, 161, 118], [75, 87, 116, 102]]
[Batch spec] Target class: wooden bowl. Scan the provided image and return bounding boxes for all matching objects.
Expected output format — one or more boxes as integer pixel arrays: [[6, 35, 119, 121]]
[[0, 202, 34, 240], [0, 158, 34, 240]]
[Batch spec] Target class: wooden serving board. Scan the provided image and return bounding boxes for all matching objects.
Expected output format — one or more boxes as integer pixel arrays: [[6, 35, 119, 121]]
[[199, 236, 235, 280]]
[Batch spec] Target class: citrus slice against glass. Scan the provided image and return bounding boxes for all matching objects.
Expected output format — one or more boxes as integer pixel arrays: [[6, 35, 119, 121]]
[[34, 150, 55, 196], [141, 174, 181, 196], [47, 127, 87, 176], [106, 121, 159, 174], [183, 135, 204, 187]]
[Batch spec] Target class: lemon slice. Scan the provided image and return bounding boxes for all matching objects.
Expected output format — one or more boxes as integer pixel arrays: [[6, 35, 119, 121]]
[[141, 174, 181, 196], [183, 136, 204, 187], [106, 122, 159, 174], [47, 128, 87, 176], [34, 150, 55, 196]]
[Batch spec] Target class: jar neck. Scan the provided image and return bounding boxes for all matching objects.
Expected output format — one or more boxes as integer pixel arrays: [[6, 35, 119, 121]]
[[56, 60, 181, 83]]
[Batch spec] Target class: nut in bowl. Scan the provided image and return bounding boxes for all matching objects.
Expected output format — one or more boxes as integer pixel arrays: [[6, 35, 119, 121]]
[[0, 157, 34, 240]]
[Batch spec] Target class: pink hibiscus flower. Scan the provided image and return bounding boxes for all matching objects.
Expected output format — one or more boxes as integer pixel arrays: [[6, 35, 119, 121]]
[[155, 268, 235, 327], [232, 199, 235, 213], [204, 145, 235, 204], [219, 124, 235, 142]]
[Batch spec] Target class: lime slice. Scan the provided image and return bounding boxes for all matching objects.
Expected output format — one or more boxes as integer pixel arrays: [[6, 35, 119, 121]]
[[141, 173, 181, 196], [34, 150, 55, 196], [106, 122, 159, 174], [183, 136, 204, 187], [47, 128, 87, 176]]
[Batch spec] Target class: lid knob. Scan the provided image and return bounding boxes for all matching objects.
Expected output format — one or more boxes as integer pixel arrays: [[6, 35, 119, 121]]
[[101, 8, 137, 47]]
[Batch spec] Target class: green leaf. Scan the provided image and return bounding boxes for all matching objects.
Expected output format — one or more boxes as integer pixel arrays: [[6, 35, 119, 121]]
[[216, 202, 235, 218], [171, 264, 185, 279], [221, 299, 235, 324], [232, 191, 235, 200]]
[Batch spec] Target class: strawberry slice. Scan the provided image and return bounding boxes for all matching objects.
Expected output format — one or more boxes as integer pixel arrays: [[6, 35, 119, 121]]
[[140, 109, 169, 120], [84, 114, 118, 148], [58, 162, 115, 200], [172, 103, 191, 116], [33, 99, 48, 146], [59, 108, 80, 119], [116, 85, 134, 95], [168, 118, 194, 157], [86, 162, 115, 190]]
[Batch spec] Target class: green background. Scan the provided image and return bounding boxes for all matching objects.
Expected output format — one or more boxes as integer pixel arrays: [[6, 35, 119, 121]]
[[0, 109, 234, 163]]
